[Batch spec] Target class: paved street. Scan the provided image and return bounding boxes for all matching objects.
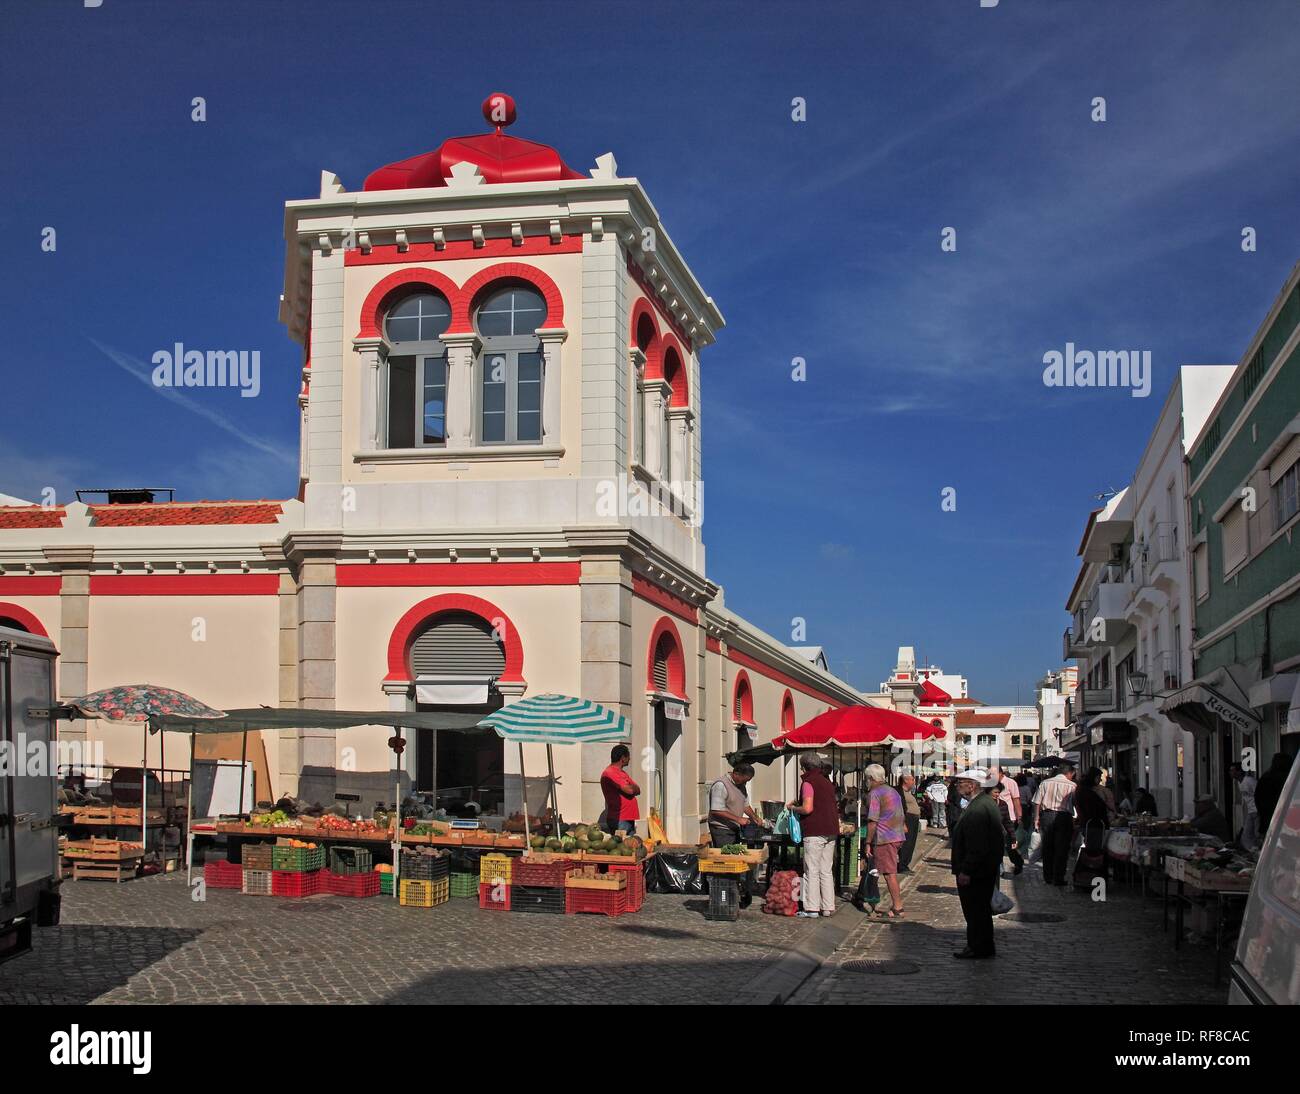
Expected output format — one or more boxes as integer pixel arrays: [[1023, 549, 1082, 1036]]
[[0, 872, 817, 1005], [0, 835, 1231, 1005], [790, 833, 1229, 1005]]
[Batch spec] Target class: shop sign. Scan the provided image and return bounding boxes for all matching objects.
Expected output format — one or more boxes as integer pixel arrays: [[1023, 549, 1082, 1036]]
[[663, 700, 687, 722], [1204, 692, 1256, 731]]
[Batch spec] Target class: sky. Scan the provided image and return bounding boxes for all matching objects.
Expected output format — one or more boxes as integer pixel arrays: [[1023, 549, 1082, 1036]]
[[2, 0, 1299, 703]]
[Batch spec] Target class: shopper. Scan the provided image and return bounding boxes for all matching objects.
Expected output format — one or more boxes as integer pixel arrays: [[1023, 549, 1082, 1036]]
[[1190, 794, 1231, 841], [951, 768, 1004, 959], [1095, 768, 1118, 824], [707, 761, 763, 849], [1255, 753, 1294, 833], [599, 744, 640, 835], [897, 773, 922, 872], [787, 753, 840, 917], [1033, 764, 1077, 886], [989, 781, 1022, 876], [926, 776, 949, 830], [991, 766, 1021, 828], [863, 763, 907, 918], [1230, 763, 1260, 850], [1134, 786, 1158, 815]]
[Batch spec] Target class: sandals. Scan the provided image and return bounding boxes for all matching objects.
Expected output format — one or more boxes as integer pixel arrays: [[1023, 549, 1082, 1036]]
[[879, 908, 906, 920]]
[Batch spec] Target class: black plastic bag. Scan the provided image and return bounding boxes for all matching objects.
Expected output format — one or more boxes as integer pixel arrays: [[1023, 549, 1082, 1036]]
[[855, 866, 880, 908], [646, 851, 707, 894]]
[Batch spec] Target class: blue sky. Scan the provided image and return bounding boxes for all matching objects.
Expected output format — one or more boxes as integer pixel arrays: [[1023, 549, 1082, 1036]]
[[3, 0, 1299, 702]]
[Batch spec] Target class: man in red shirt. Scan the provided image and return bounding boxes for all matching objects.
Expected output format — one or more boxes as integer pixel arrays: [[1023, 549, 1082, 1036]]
[[600, 744, 641, 835]]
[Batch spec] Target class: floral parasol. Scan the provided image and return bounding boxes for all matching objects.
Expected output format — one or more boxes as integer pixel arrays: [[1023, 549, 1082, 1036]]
[[70, 684, 226, 727]]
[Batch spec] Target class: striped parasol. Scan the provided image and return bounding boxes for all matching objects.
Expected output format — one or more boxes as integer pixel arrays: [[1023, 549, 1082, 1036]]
[[477, 693, 629, 744]]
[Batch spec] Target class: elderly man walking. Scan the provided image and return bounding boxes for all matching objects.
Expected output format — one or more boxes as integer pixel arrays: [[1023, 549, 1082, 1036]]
[[1033, 763, 1077, 886], [951, 768, 1004, 959], [863, 763, 907, 918]]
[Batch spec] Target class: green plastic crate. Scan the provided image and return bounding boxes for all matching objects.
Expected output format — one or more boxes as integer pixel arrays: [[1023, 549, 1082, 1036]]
[[449, 871, 477, 898], [328, 845, 373, 875], [271, 845, 326, 873], [379, 870, 394, 895]]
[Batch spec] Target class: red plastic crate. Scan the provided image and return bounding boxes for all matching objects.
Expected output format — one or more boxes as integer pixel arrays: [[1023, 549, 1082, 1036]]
[[478, 881, 511, 911], [510, 858, 582, 888], [203, 859, 243, 890], [596, 860, 645, 912], [271, 869, 323, 897], [323, 869, 380, 898], [566, 885, 631, 917]]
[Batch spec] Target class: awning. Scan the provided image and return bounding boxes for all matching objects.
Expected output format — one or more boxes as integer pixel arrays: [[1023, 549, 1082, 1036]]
[[775, 704, 946, 750], [415, 676, 490, 705], [477, 694, 629, 744], [150, 707, 487, 734], [1159, 681, 1260, 736]]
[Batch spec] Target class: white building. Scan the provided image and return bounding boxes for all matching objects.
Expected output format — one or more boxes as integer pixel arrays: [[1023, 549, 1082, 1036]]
[[1063, 366, 1235, 815]]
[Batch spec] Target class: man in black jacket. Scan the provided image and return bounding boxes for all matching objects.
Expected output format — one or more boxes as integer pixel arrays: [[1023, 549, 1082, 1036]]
[[951, 769, 1006, 959]]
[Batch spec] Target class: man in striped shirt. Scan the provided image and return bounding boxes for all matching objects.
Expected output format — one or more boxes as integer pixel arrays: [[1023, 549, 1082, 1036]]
[[1033, 765, 1077, 886]]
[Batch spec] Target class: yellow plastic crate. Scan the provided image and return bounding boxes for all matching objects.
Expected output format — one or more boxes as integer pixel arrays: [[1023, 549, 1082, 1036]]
[[698, 857, 750, 875], [479, 853, 513, 886], [399, 877, 450, 908]]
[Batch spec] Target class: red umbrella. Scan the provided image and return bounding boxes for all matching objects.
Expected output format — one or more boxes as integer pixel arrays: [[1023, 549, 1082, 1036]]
[[774, 705, 946, 750]]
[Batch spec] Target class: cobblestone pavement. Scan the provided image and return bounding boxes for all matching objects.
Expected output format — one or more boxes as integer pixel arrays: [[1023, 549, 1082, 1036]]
[[790, 832, 1230, 1005], [0, 873, 821, 1005]]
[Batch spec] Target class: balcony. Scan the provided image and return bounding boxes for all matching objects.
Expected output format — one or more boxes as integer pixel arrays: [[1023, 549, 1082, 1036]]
[[1146, 527, 1182, 591], [1062, 622, 1089, 660], [1073, 684, 1118, 715], [1082, 564, 1134, 646]]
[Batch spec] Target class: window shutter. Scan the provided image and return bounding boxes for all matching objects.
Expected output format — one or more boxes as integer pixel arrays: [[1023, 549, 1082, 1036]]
[[1269, 434, 1300, 486], [1221, 507, 1248, 575], [1194, 543, 1208, 599], [410, 613, 506, 677], [652, 643, 670, 691]]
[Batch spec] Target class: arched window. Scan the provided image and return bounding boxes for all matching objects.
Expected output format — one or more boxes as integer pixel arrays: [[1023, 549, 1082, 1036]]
[[476, 284, 547, 445], [647, 618, 686, 697], [382, 291, 452, 448], [634, 311, 656, 468], [781, 691, 796, 734], [733, 675, 754, 724], [661, 346, 682, 480], [408, 611, 506, 679]]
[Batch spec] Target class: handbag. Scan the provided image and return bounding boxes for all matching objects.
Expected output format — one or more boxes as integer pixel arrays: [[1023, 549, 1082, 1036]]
[[855, 863, 881, 907]]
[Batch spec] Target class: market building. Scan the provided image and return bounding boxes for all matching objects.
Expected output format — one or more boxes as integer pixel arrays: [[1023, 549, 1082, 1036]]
[[0, 96, 863, 842]]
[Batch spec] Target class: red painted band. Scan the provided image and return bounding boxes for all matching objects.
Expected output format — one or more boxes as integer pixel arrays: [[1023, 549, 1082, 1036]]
[[727, 648, 848, 711], [0, 576, 61, 595], [632, 573, 697, 624], [88, 575, 280, 595], [345, 235, 583, 267], [338, 562, 580, 587]]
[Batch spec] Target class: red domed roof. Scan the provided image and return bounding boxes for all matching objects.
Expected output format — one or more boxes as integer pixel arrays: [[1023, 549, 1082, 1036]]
[[363, 93, 584, 191]]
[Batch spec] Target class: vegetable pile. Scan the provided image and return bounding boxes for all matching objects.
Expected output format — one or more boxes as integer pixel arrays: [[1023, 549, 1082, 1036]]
[[761, 869, 800, 916], [719, 843, 746, 855]]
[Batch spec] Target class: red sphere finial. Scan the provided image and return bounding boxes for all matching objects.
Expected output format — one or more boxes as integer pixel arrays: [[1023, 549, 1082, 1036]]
[[482, 92, 517, 131]]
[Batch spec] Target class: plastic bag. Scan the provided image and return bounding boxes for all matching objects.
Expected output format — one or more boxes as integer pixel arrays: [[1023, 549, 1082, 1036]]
[[645, 851, 706, 894], [787, 811, 802, 845], [855, 865, 881, 907], [990, 887, 1015, 915]]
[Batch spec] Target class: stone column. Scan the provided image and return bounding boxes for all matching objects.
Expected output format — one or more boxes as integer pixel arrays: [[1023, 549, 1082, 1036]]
[[288, 534, 341, 805], [578, 554, 632, 823], [44, 545, 93, 714], [537, 327, 568, 447], [261, 544, 300, 801], [441, 332, 479, 448], [643, 378, 671, 480], [353, 337, 384, 451], [628, 347, 646, 467], [666, 406, 694, 497]]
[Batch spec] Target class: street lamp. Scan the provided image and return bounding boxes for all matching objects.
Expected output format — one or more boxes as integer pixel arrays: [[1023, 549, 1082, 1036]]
[[1126, 670, 1149, 700]]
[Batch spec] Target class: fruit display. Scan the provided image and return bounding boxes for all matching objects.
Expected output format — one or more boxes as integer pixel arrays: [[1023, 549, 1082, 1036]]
[[250, 810, 291, 827], [526, 823, 647, 859], [375, 863, 393, 874], [281, 838, 318, 849], [761, 869, 800, 916]]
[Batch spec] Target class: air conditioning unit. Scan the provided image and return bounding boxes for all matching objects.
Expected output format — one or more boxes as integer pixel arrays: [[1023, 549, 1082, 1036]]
[[1109, 542, 1126, 563]]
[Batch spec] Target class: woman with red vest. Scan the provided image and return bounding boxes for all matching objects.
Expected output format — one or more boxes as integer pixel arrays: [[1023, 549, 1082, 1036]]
[[787, 752, 841, 917]]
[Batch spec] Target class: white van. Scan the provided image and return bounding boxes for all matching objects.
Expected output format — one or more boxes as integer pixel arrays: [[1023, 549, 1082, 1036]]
[[1228, 753, 1300, 1005]]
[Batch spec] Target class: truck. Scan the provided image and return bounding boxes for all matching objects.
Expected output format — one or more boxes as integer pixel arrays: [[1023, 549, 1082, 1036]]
[[0, 623, 61, 964]]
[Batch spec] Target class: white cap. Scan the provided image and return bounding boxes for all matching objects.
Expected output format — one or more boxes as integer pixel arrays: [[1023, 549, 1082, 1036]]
[[956, 768, 999, 788]]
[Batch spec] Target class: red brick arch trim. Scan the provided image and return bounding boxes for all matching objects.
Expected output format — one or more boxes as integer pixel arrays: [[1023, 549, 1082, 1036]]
[[732, 670, 754, 723], [647, 616, 687, 698], [780, 689, 796, 733], [384, 593, 524, 683], [657, 334, 689, 408], [630, 297, 661, 374], [357, 268, 462, 339], [0, 603, 50, 638], [453, 262, 564, 333]]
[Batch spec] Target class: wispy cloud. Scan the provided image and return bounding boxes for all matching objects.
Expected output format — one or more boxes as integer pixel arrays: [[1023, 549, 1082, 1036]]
[[87, 337, 297, 467]]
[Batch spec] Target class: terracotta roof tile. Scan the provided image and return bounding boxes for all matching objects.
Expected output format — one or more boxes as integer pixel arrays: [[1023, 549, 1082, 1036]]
[[89, 501, 285, 527], [955, 710, 1012, 728], [0, 507, 65, 529]]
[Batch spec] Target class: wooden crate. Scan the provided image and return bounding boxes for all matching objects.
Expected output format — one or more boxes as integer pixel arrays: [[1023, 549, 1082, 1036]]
[[699, 847, 765, 864], [72, 860, 138, 882], [73, 806, 116, 824], [565, 869, 627, 891], [1183, 865, 1253, 891]]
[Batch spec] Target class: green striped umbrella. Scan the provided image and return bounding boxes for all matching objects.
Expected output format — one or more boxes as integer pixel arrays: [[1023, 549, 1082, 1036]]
[[477, 693, 629, 744]]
